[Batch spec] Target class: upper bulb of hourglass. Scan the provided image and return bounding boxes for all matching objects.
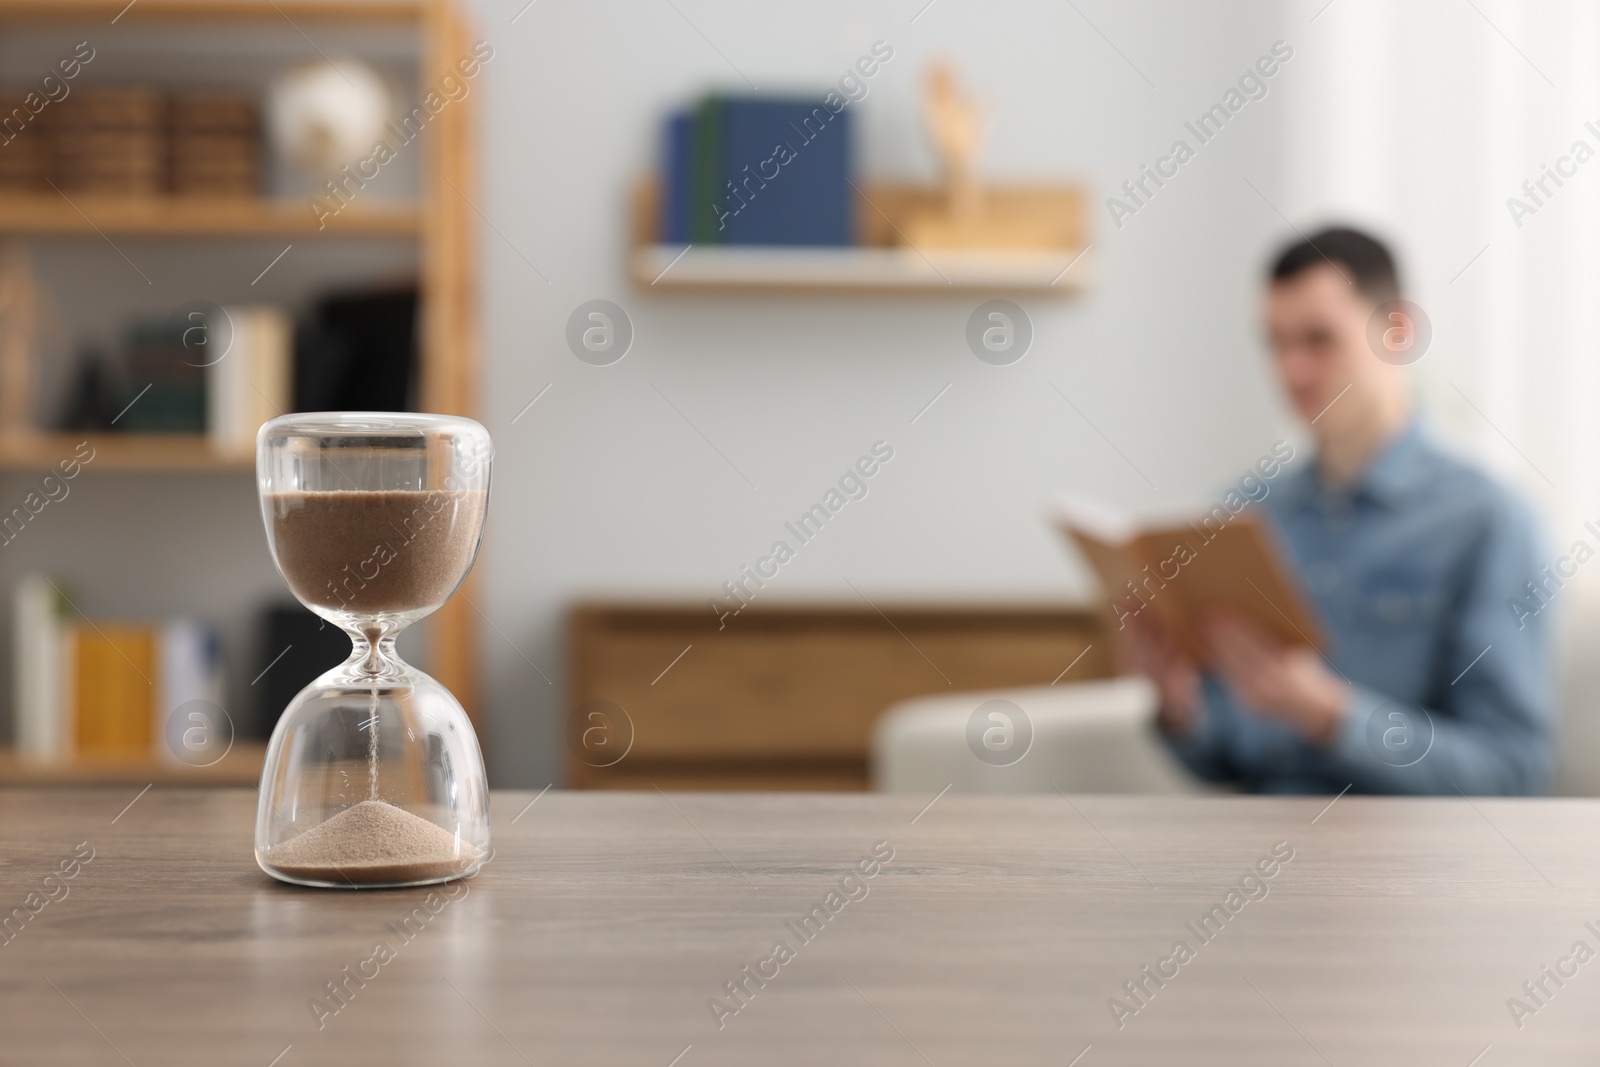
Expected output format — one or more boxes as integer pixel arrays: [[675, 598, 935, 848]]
[[264, 477, 489, 634]]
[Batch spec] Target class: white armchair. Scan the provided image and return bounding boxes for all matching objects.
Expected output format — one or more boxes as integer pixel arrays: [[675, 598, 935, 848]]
[[1557, 585, 1600, 796], [872, 676, 1207, 795]]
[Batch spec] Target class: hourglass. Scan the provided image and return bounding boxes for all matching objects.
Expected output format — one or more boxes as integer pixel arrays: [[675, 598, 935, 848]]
[[254, 413, 491, 888]]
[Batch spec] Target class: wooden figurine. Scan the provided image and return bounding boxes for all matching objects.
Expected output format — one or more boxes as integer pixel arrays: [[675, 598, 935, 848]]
[[924, 61, 986, 226], [904, 62, 1082, 253]]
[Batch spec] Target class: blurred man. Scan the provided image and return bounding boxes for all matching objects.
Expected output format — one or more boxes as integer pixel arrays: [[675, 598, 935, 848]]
[[1129, 227, 1555, 794]]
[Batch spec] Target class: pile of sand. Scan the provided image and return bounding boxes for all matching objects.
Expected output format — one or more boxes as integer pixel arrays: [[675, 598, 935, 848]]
[[264, 800, 481, 885]]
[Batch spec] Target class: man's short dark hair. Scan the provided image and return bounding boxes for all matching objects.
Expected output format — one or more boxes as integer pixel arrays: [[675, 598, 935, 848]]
[[1269, 226, 1401, 306]]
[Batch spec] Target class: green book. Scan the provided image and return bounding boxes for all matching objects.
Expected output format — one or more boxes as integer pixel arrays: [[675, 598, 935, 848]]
[[691, 95, 724, 245]]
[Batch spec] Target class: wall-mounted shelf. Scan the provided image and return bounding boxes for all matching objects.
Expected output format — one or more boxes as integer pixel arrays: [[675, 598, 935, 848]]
[[0, 434, 253, 472], [630, 179, 1091, 297], [0, 196, 421, 238], [0, 742, 265, 786], [631, 244, 1091, 295]]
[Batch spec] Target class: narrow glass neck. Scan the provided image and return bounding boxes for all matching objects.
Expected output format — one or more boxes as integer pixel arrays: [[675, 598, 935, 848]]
[[341, 624, 406, 682]]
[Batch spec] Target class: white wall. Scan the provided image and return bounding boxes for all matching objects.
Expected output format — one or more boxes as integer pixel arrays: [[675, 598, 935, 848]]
[[465, 0, 1294, 785], [1280, 0, 1591, 526]]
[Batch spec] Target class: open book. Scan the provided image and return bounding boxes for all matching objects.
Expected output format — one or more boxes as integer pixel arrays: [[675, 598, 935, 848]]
[[1053, 494, 1325, 664]]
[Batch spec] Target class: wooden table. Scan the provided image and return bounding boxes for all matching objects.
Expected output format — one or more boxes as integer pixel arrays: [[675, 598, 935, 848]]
[[2, 788, 1598, 1064]]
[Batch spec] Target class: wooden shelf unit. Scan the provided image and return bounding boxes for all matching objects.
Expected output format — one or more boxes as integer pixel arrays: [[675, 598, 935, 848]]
[[0, 0, 486, 745], [0, 433, 251, 471], [0, 742, 265, 785], [629, 179, 1091, 296], [0, 196, 421, 238], [0, 0, 431, 21]]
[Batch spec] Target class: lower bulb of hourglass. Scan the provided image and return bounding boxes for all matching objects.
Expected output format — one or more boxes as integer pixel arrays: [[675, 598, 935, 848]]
[[254, 648, 490, 889]]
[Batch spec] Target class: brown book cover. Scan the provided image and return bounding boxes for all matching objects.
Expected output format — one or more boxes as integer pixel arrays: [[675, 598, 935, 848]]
[[1054, 495, 1325, 664]]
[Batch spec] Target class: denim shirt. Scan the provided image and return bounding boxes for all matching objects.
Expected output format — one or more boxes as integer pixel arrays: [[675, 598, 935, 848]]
[[1166, 421, 1557, 795]]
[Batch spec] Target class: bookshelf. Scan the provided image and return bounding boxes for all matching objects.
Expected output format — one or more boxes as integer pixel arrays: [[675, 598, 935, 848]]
[[629, 179, 1092, 296], [0, 433, 252, 471], [0, 0, 482, 782], [0, 195, 421, 237], [0, 0, 430, 20], [0, 741, 266, 785]]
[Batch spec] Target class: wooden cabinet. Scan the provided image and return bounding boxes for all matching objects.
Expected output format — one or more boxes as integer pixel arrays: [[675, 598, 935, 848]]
[[568, 602, 1110, 790]]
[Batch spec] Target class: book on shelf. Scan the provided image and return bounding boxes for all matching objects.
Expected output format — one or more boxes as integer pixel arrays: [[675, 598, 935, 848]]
[[6, 85, 263, 197], [293, 288, 419, 414], [689, 94, 723, 244], [71, 624, 157, 755], [660, 110, 693, 244], [10, 574, 225, 763], [1052, 494, 1324, 664], [714, 97, 853, 246], [255, 604, 348, 738], [54, 87, 166, 196], [168, 91, 262, 198], [207, 305, 291, 453], [121, 319, 207, 433], [156, 619, 227, 766], [13, 574, 69, 759]]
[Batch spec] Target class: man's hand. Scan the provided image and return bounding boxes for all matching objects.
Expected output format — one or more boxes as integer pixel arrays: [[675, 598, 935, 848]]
[[1204, 611, 1349, 744], [1122, 613, 1201, 735]]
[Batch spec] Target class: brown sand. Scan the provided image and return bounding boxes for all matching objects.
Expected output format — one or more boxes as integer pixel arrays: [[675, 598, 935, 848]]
[[266, 489, 486, 615], [264, 799, 482, 885]]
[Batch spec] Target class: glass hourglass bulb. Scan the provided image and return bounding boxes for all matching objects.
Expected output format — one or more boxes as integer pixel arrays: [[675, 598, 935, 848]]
[[253, 413, 492, 889]]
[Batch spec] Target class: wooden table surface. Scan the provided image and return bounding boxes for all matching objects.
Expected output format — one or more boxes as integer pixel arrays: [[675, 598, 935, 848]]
[[2, 788, 1599, 1065]]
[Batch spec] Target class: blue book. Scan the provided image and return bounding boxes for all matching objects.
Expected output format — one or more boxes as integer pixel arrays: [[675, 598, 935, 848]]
[[660, 111, 693, 244], [711, 97, 853, 246]]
